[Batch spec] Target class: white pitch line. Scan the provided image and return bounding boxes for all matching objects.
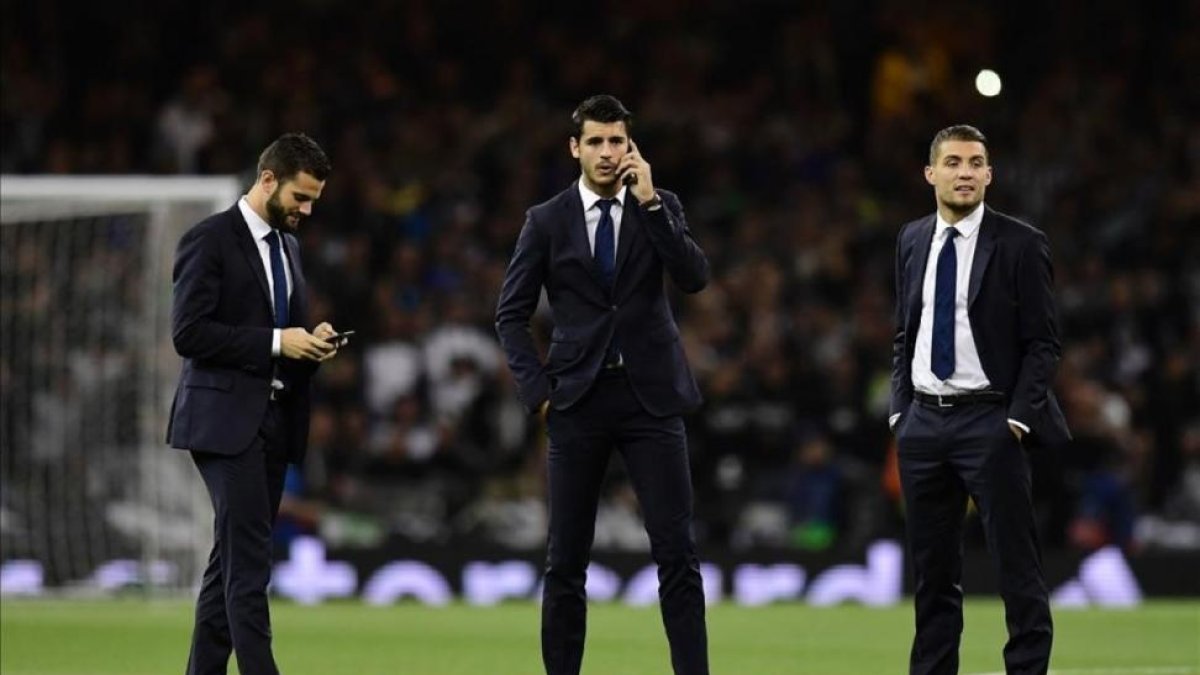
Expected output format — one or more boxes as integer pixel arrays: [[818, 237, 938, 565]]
[[964, 662, 1200, 667]]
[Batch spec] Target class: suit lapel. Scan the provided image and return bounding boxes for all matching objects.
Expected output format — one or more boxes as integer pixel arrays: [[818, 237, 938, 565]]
[[612, 196, 636, 287], [907, 215, 936, 321], [284, 233, 307, 327], [968, 209, 997, 308], [563, 183, 609, 292], [231, 208, 273, 313]]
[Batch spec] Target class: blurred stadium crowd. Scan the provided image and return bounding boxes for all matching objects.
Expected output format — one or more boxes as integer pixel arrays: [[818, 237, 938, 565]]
[[3, 0, 1197, 555]]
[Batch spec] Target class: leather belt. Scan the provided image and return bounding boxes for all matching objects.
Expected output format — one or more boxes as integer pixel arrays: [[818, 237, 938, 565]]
[[914, 390, 1005, 408]]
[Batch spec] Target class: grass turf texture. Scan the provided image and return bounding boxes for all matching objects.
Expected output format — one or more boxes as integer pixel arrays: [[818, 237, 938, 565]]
[[2, 599, 1197, 674]]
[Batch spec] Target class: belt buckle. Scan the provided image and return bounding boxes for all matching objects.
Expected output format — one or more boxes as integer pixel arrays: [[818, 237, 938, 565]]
[[937, 393, 952, 408]]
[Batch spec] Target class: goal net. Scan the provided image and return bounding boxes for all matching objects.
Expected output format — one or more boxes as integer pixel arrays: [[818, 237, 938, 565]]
[[1, 175, 240, 595]]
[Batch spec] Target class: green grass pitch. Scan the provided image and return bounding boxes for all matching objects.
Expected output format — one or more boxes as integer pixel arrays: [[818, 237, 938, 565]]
[[2, 599, 1197, 674]]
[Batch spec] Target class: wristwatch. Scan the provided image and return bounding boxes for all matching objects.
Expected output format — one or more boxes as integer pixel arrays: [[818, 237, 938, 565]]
[[640, 194, 663, 211]]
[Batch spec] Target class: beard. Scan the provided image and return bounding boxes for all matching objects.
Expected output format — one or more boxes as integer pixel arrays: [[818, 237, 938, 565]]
[[265, 191, 301, 231], [940, 189, 983, 216], [582, 164, 620, 197]]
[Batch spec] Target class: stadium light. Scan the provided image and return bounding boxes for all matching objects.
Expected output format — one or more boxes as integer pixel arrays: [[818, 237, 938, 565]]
[[975, 69, 1003, 97]]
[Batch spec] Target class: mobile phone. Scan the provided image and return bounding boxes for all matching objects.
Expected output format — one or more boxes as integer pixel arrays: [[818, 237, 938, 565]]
[[326, 330, 355, 346], [622, 139, 639, 186]]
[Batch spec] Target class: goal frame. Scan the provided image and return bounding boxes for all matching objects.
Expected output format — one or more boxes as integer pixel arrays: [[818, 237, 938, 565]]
[[2, 174, 241, 594]]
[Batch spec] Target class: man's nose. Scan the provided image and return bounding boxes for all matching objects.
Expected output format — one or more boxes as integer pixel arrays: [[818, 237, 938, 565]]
[[299, 202, 313, 216]]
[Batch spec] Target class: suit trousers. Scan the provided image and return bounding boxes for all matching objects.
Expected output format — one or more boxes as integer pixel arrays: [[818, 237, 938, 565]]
[[542, 369, 709, 675], [188, 401, 289, 675], [896, 399, 1052, 675]]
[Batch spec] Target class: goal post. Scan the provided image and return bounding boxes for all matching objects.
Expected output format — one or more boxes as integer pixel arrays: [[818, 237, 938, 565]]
[[1, 175, 241, 595]]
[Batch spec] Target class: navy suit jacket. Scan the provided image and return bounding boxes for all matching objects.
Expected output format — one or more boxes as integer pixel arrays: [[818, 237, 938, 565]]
[[890, 205, 1070, 446], [496, 183, 709, 418], [165, 204, 316, 463]]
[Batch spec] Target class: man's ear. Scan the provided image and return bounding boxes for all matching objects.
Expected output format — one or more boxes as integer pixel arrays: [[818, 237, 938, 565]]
[[569, 137, 580, 160], [924, 166, 936, 186], [260, 169, 277, 195]]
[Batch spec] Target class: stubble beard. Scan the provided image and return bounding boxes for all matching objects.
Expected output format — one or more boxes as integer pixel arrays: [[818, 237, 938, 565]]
[[266, 192, 299, 231], [585, 164, 618, 197], [941, 189, 982, 217]]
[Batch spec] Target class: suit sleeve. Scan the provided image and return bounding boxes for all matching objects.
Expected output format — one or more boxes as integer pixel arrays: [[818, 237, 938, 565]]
[[171, 226, 273, 373], [639, 191, 710, 294], [495, 209, 550, 414], [1007, 231, 1061, 432], [890, 225, 914, 418]]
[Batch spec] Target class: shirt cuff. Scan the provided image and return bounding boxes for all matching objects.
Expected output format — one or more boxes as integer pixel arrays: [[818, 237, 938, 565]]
[[272, 329, 281, 357], [889, 413, 901, 430], [1007, 418, 1030, 434]]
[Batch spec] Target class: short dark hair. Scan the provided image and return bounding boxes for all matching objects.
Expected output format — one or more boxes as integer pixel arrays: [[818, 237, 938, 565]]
[[571, 95, 633, 138], [929, 124, 988, 165], [257, 133, 331, 182]]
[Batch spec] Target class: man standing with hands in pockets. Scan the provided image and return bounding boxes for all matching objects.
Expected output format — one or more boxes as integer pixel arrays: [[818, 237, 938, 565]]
[[167, 132, 346, 675], [890, 125, 1070, 675], [496, 95, 711, 675]]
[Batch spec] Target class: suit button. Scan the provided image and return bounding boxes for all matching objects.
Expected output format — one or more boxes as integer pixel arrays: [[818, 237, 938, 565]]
[[610, 305, 617, 311]]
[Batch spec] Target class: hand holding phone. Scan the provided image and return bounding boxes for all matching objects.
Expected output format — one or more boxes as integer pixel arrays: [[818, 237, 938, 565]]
[[619, 140, 655, 203], [621, 138, 639, 186], [326, 330, 356, 348]]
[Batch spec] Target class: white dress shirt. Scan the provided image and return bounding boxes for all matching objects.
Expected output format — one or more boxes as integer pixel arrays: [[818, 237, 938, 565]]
[[913, 203, 989, 395], [237, 197, 292, 357], [892, 202, 1029, 433], [577, 180, 627, 256]]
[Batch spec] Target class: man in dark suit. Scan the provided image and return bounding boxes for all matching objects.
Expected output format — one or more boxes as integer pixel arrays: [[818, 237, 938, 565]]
[[167, 133, 344, 675], [890, 125, 1070, 675], [496, 94, 711, 675]]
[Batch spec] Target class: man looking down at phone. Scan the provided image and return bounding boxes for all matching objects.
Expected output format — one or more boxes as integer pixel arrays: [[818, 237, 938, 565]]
[[496, 94, 712, 675], [167, 132, 345, 675]]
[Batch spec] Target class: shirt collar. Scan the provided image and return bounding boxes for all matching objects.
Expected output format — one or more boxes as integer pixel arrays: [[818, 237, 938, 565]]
[[935, 202, 985, 240], [577, 179, 627, 213], [238, 196, 275, 242]]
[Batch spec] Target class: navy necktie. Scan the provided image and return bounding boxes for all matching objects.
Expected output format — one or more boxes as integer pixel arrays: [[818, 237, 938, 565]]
[[594, 198, 617, 291], [266, 231, 289, 328], [594, 199, 621, 365], [931, 226, 959, 380]]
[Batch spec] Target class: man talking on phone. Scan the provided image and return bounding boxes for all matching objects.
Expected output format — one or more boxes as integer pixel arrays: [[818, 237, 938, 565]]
[[167, 133, 345, 675], [496, 94, 711, 675]]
